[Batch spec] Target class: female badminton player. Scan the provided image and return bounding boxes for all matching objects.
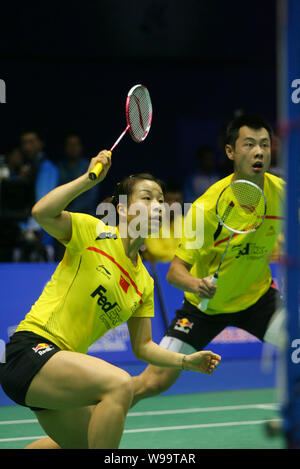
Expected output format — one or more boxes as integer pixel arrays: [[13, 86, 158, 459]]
[[0, 150, 221, 449]]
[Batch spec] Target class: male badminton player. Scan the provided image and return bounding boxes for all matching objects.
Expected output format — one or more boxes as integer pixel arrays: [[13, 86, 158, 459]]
[[132, 114, 286, 405], [0, 150, 221, 449]]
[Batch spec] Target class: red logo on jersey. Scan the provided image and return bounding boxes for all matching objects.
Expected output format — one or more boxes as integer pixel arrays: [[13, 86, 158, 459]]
[[119, 275, 130, 294]]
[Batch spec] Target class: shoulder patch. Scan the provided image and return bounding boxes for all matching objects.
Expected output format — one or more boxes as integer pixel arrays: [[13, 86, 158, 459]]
[[96, 232, 117, 240]]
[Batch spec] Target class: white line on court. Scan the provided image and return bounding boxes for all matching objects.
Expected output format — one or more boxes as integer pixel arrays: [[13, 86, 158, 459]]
[[0, 419, 37, 425], [0, 435, 45, 442], [255, 404, 278, 410], [0, 403, 279, 426], [0, 419, 281, 442], [123, 419, 282, 434], [128, 403, 279, 417]]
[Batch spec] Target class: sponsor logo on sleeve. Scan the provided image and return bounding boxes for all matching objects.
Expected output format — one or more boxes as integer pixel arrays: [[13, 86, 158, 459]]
[[174, 318, 194, 334], [95, 232, 117, 240], [32, 343, 55, 356]]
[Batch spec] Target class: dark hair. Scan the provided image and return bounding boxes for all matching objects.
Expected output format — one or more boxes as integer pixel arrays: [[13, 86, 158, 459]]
[[20, 128, 44, 142], [196, 145, 215, 159], [63, 132, 82, 142], [110, 173, 165, 225], [225, 114, 273, 148], [164, 181, 182, 194]]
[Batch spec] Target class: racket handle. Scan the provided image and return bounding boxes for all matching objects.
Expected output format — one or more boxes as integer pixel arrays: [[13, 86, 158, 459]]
[[89, 162, 103, 181], [198, 275, 218, 312], [89, 150, 112, 181]]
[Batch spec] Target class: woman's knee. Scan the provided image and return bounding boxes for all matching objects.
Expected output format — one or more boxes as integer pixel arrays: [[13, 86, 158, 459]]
[[102, 369, 134, 405], [141, 367, 180, 396]]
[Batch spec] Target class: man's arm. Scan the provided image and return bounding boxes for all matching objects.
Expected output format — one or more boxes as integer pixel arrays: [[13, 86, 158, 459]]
[[167, 255, 217, 299]]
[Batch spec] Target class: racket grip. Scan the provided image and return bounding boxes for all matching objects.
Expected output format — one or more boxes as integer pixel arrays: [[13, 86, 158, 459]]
[[198, 275, 218, 312], [89, 162, 103, 181]]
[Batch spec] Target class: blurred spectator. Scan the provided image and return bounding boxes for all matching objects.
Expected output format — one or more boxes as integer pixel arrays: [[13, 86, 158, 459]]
[[219, 154, 234, 178], [0, 147, 34, 262], [16, 129, 59, 261], [218, 116, 236, 178], [183, 145, 219, 204], [54, 133, 99, 261], [142, 183, 184, 263], [269, 133, 285, 179], [58, 133, 99, 214], [5, 146, 23, 178]]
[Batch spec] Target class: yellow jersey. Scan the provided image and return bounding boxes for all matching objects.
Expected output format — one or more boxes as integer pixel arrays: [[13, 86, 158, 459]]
[[175, 172, 285, 314], [16, 213, 154, 352], [143, 215, 183, 262]]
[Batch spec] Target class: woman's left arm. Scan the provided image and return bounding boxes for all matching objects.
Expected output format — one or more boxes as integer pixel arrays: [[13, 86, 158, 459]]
[[127, 317, 183, 368], [127, 317, 221, 373]]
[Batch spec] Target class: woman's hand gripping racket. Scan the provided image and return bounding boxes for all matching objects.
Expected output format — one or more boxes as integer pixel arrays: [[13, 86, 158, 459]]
[[89, 84, 153, 180], [198, 179, 267, 311]]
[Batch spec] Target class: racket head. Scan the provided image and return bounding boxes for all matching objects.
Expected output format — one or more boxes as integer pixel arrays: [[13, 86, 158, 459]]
[[125, 84, 152, 143], [216, 179, 267, 234]]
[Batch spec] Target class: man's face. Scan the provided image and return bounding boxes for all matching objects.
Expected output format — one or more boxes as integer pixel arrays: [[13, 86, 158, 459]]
[[20, 133, 43, 159], [225, 126, 271, 185], [64, 135, 83, 160]]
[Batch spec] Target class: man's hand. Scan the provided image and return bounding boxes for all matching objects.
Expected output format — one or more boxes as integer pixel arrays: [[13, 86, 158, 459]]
[[183, 350, 221, 374], [191, 276, 217, 299]]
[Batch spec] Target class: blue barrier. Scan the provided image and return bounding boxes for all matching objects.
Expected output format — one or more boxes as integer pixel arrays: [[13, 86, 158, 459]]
[[0, 262, 281, 359], [0, 261, 281, 405], [0, 262, 165, 364]]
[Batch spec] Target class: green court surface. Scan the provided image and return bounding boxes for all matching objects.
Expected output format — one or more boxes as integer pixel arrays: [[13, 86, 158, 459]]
[[0, 388, 285, 449]]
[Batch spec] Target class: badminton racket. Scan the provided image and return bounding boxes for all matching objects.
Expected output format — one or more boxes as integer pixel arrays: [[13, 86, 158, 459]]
[[198, 179, 267, 311], [89, 84, 152, 180]]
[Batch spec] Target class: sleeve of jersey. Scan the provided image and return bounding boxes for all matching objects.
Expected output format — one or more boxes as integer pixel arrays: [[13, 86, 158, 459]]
[[174, 201, 205, 265], [62, 212, 103, 252], [132, 278, 155, 318]]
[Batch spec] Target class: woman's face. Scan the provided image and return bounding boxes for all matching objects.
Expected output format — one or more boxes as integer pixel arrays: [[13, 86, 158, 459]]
[[119, 179, 165, 238]]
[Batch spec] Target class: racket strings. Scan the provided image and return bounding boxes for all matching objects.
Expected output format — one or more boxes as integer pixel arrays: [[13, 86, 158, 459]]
[[216, 181, 266, 233], [128, 86, 152, 142]]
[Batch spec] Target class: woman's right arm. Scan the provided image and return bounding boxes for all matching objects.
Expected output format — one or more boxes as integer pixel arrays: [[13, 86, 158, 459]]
[[31, 150, 111, 242]]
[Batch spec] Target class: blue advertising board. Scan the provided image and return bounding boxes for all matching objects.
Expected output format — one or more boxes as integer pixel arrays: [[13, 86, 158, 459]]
[[0, 261, 281, 405], [0, 261, 281, 359], [0, 262, 166, 364]]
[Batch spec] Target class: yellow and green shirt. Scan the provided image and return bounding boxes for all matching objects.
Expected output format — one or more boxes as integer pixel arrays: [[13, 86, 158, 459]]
[[175, 172, 285, 314], [143, 215, 184, 262], [17, 213, 154, 352]]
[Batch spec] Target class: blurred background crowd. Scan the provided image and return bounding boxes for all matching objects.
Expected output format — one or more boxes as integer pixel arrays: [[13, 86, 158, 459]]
[[0, 123, 283, 264], [0, 0, 282, 264]]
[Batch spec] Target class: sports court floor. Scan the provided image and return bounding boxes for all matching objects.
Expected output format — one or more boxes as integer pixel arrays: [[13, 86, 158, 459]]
[[0, 388, 285, 449]]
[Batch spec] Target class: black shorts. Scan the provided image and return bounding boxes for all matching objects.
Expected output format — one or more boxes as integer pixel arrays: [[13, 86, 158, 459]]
[[164, 285, 282, 351], [0, 331, 61, 410]]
